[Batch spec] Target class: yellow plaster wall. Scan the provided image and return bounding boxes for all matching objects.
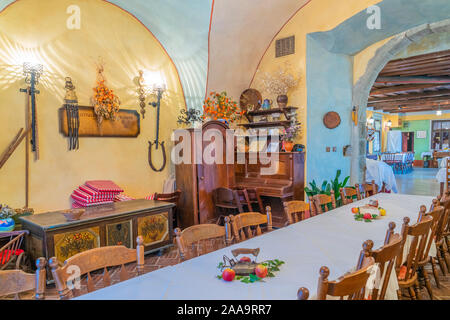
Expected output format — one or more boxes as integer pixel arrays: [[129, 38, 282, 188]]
[[250, 0, 382, 147], [0, 0, 185, 213]]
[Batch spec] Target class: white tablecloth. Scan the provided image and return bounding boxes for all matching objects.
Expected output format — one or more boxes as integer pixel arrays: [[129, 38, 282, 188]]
[[366, 159, 398, 193], [421, 152, 433, 159], [76, 193, 434, 300], [436, 167, 447, 183]]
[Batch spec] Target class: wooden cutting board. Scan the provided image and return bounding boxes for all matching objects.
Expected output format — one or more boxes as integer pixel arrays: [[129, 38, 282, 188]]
[[59, 106, 140, 137]]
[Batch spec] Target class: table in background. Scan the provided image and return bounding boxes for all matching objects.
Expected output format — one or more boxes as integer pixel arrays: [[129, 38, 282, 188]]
[[76, 193, 433, 300], [366, 159, 398, 193]]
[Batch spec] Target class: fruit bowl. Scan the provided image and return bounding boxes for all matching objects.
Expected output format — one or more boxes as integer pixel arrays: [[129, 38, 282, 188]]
[[61, 209, 85, 221]]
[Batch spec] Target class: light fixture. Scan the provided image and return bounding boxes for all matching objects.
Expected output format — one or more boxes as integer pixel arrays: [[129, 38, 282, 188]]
[[436, 103, 442, 116], [386, 120, 392, 127], [367, 116, 374, 125]]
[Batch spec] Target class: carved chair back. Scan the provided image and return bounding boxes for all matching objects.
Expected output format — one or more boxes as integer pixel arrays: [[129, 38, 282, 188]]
[[233, 186, 264, 213], [355, 180, 378, 200], [154, 190, 182, 227], [297, 262, 375, 300], [356, 222, 403, 300], [174, 222, 231, 260], [283, 200, 308, 225], [229, 207, 273, 243], [0, 230, 28, 270], [50, 236, 144, 299], [416, 204, 444, 264], [0, 257, 46, 300], [339, 187, 358, 205], [310, 190, 336, 215], [213, 187, 244, 213], [397, 216, 433, 284]]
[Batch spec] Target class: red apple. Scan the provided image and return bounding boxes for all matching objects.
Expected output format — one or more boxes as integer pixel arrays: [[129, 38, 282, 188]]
[[239, 256, 251, 263], [351, 207, 359, 214], [222, 268, 235, 281], [254, 264, 268, 278], [363, 213, 372, 220]]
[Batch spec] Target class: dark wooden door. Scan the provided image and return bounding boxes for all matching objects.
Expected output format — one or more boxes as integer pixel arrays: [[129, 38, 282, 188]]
[[197, 121, 235, 224]]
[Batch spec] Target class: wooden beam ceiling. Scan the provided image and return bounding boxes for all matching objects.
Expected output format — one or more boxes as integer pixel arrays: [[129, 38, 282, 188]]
[[368, 49, 450, 113]]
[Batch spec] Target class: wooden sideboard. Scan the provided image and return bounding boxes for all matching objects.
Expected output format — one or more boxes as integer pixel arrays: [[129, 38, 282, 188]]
[[20, 200, 174, 274]]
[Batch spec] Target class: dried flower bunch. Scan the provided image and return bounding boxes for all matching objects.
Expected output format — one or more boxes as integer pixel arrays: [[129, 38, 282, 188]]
[[282, 121, 301, 142], [202, 91, 245, 123], [92, 63, 120, 126], [0, 205, 15, 219], [177, 108, 203, 125], [257, 66, 299, 96]]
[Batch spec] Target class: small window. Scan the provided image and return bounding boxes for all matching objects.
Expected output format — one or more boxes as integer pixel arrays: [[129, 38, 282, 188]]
[[431, 120, 450, 150]]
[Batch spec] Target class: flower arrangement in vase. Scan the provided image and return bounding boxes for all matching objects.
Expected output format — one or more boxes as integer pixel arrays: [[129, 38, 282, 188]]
[[91, 62, 121, 126], [202, 91, 246, 125], [0, 205, 16, 232], [281, 122, 301, 152], [256, 65, 299, 109]]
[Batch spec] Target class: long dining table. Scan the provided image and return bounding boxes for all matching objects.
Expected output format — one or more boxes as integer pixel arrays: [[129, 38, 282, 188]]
[[76, 193, 435, 300]]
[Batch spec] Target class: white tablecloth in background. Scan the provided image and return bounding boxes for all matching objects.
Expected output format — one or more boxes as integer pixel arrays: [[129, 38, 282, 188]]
[[76, 193, 433, 300], [421, 152, 433, 159], [436, 167, 447, 183], [366, 159, 398, 193]]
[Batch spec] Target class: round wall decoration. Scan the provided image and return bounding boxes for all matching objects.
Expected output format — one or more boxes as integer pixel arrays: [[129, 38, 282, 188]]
[[240, 88, 262, 112], [323, 111, 341, 129]]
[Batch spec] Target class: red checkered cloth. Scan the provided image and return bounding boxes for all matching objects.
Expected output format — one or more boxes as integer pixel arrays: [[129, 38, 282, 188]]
[[71, 192, 116, 205], [0, 249, 24, 265], [85, 180, 124, 193], [75, 186, 117, 201], [145, 193, 156, 200], [114, 193, 135, 202], [72, 199, 114, 208]]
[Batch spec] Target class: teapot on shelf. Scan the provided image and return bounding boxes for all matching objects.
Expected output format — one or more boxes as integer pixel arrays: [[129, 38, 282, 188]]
[[261, 99, 273, 110]]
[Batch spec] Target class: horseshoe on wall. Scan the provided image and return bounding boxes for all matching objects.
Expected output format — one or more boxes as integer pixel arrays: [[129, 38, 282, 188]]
[[148, 140, 167, 172]]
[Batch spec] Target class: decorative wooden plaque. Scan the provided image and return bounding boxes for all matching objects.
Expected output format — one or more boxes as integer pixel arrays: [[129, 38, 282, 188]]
[[323, 111, 341, 129], [59, 106, 140, 137], [106, 220, 133, 248]]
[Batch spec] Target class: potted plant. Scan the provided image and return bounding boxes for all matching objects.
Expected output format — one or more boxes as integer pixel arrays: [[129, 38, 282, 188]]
[[304, 170, 350, 207], [202, 91, 245, 125], [0, 205, 16, 232], [177, 108, 203, 128]]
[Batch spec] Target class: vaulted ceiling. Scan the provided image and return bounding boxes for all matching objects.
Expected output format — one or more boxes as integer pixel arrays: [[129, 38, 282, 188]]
[[368, 49, 450, 113]]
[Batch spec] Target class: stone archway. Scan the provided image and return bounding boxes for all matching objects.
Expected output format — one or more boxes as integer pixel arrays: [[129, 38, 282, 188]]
[[351, 19, 450, 183]]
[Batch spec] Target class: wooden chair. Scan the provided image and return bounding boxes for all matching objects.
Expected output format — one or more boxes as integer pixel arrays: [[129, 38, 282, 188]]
[[233, 186, 264, 213], [0, 257, 46, 300], [229, 207, 273, 243], [297, 262, 375, 300], [355, 223, 403, 300], [154, 190, 181, 227], [309, 190, 336, 215], [174, 221, 231, 260], [416, 203, 445, 299], [50, 236, 145, 299], [0, 230, 29, 271], [396, 216, 434, 300], [213, 187, 245, 216], [283, 200, 308, 226], [339, 187, 358, 205], [355, 180, 378, 200], [438, 193, 450, 274]]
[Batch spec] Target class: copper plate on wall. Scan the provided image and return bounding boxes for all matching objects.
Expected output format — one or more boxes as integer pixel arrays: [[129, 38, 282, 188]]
[[323, 111, 341, 129], [240, 88, 262, 112]]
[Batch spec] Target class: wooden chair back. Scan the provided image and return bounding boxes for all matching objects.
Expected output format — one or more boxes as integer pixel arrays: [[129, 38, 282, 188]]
[[297, 263, 374, 300], [416, 204, 444, 263], [310, 190, 336, 215], [213, 187, 244, 212], [0, 230, 28, 270], [50, 236, 145, 299], [229, 207, 273, 243], [446, 159, 450, 191], [283, 200, 308, 225], [397, 216, 433, 283], [154, 190, 181, 204], [233, 186, 264, 213], [339, 187, 358, 205], [174, 222, 231, 260], [356, 222, 403, 300], [355, 180, 377, 200], [0, 257, 46, 300]]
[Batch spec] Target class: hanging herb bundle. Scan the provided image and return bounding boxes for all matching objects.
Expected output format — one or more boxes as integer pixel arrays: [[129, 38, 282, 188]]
[[91, 63, 120, 126]]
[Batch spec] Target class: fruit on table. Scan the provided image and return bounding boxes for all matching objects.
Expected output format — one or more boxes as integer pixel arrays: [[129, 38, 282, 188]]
[[254, 264, 268, 278], [351, 207, 359, 214], [239, 256, 251, 263], [379, 208, 386, 216], [363, 213, 372, 220], [222, 268, 236, 281]]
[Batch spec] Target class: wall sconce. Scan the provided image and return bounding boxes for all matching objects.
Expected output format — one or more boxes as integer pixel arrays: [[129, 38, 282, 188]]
[[20, 62, 43, 155], [137, 70, 147, 119], [367, 116, 374, 126], [386, 120, 392, 128]]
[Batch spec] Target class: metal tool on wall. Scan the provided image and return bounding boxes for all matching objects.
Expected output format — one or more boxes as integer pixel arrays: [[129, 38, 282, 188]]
[[19, 62, 42, 160], [63, 77, 80, 150], [148, 84, 167, 172]]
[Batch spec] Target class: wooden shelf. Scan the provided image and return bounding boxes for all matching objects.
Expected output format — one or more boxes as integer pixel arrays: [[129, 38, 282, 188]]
[[240, 120, 291, 129], [245, 107, 297, 122]]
